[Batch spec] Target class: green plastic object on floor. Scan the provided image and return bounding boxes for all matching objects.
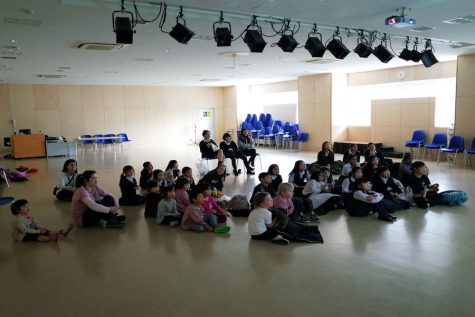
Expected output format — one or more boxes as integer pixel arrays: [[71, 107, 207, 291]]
[[213, 226, 231, 234]]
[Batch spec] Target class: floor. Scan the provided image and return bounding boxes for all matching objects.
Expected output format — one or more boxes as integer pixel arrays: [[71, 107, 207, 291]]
[[0, 144, 474, 317]]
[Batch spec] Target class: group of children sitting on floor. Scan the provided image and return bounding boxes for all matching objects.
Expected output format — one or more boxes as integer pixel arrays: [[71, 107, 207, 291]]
[[9, 141, 467, 244]]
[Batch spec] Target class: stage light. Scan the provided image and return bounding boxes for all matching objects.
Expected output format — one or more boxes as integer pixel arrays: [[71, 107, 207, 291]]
[[170, 6, 194, 44], [372, 35, 394, 63], [373, 44, 394, 63], [421, 39, 438, 67], [243, 16, 267, 53], [305, 24, 326, 57], [112, 2, 135, 44], [399, 37, 412, 61], [326, 28, 350, 59], [277, 34, 298, 52], [354, 32, 372, 58], [213, 11, 233, 47]]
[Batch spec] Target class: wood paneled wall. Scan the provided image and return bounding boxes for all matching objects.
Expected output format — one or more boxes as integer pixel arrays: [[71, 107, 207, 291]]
[[455, 54, 475, 149], [298, 74, 332, 152], [0, 84, 225, 150], [347, 97, 446, 153]]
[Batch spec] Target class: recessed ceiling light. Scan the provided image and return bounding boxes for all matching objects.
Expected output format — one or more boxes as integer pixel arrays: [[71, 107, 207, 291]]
[[57, 66, 71, 70], [164, 49, 174, 53], [199, 79, 222, 82], [218, 52, 250, 57], [9, 39, 17, 43]]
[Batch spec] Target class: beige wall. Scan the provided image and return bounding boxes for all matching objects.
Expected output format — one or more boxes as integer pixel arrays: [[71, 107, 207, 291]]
[[455, 54, 475, 149], [223, 86, 238, 136], [0, 84, 225, 150], [347, 97, 448, 153], [298, 74, 332, 152], [347, 61, 456, 86]]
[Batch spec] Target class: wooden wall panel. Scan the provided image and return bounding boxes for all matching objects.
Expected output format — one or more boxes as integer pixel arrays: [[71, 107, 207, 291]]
[[60, 109, 83, 139], [347, 126, 371, 141], [0, 84, 10, 111], [35, 85, 59, 110], [103, 86, 124, 110], [37, 110, 61, 136], [0, 83, 225, 151], [81, 86, 103, 110], [59, 86, 82, 110], [9, 85, 35, 110]]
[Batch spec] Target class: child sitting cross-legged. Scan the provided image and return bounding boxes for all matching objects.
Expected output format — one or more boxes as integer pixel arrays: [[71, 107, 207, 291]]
[[181, 191, 231, 233], [350, 178, 396, 223], [119, 165, 146, 206], [11, 199, 73, 242], [174, 177, 191, 214], [198, 182, 230, 224], [155, 186, 181, 228]]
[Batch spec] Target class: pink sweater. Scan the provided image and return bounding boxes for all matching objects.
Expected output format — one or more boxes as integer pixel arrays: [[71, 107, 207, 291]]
[[272, 195, 295, 215], [201, 196, 225, 215], [175, 189, 190, 213], [181, 204, 206, 230], [71, 186, 117, 227]]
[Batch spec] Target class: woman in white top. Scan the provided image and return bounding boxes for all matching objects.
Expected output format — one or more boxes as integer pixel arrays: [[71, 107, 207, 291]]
[[55, 159, 78, 202]]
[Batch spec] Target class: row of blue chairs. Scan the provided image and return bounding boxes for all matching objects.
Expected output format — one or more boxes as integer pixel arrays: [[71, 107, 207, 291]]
[[405, 130, 475, 167], [80, 133, 131, 145]]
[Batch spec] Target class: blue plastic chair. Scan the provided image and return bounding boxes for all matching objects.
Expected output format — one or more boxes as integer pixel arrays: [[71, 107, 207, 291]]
[[423, 133, 447, 160], [274, 120, 283, 128], [80, 134, 94, 152], [245, 114, 252, 123], [464, 137, 475, 168], [266, 119, 274, 128], [283, 122, 291, 133], [438, 135, 464, 166], [405, 130, 426, 159], [259, 113, 266, 123]]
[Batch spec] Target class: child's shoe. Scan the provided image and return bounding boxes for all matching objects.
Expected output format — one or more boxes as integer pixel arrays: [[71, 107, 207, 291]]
[[213, 226, 231, 233], [169, 221, 180, 228], [271, 235, 290, 245]]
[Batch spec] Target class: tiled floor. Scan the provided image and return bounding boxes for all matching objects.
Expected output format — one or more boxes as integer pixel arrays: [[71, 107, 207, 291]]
[[0, 145, 474, 317]]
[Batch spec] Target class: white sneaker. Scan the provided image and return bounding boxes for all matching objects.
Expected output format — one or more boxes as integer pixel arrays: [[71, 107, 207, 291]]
[[272, 234, 290, 245]]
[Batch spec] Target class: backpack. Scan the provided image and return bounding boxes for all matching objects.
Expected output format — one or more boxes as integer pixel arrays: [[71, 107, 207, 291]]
[[440, 190, 468, 207], [330, 161, 344, 175], [227, 194, 250, 217]]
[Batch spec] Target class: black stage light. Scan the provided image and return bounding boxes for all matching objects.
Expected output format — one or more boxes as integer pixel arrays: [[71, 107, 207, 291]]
[[213, 12, 233, 47], [326, 33, 350, 59], [305, 36, 326, 57], [114, 17, 133, 44], [410, 50, 422, 62], [305, 26, 326, 57], [170, 22, 194, 44], [244, 29, 267, 53], [421, 40, 438, 67], [215, 27, 233, 46], [399, 48, 413, 61], [354, 42, 373, 58], [170, 6, 194, 44], [277, 34, 298, 52], [373, 44, 394, 63]]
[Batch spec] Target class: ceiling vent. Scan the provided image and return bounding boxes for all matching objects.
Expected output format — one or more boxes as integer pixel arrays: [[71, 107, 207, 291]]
[[5, 17, 42, 27], [76, 43, 125, 51], [36, 74, 67, 79], [410, 26, 435, 32]]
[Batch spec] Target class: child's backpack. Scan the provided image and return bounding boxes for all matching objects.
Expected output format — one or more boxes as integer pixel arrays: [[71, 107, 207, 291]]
[[440, 190, 468, 207], [227, 194, 250, 217], [330, 161, 344, 175], [8, 170, 28, 182]]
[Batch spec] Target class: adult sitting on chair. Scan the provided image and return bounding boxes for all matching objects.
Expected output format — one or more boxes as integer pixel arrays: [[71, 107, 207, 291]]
[[220, 133, 254, 176], [237, 128, 258, 168], [199, 130, 224, 165]]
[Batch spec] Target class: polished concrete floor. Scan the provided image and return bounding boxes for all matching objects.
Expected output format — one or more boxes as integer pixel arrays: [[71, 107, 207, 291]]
[[0, 144, 474, 317]]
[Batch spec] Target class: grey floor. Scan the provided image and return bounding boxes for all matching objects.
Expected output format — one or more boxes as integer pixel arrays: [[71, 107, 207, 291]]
[[0, 144, 474, 317]]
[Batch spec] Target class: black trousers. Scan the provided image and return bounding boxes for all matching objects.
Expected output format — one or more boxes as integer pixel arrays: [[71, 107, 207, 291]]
[[225, 150, 252, 171], [251, 228, 279, 240], [56, 190, 74, 202], [82, 195, 116, 227], [158, 215, 180, 225], [242, 149, 257, 165], [119, 194, 145, 206]]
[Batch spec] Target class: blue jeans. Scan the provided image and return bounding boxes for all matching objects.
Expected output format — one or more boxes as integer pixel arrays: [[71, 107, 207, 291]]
[[191, 213, 217, 232]]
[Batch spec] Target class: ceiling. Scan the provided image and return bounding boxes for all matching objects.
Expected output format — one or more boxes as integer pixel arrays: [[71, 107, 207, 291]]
[[1, 0, 475, 86]]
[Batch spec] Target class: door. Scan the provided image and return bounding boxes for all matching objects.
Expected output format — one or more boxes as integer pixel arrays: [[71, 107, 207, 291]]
[[198, 108, 215, 140]]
